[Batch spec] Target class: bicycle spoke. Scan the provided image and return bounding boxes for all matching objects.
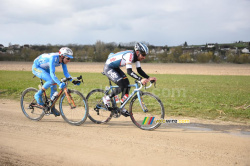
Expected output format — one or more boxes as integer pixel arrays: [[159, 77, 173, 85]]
[[60, 90, 88, 126], [87, 89, 113, 124], [20, 88, 45, 121], [129, 92, 164, 130]]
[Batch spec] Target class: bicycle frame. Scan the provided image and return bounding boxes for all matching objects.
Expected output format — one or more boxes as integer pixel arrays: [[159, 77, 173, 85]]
[[39, 80, 76, 109], [104, 80, 147, 113]]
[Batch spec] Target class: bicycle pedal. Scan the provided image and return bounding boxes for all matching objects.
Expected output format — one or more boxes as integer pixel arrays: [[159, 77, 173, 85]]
[[112, 113, 121, 118], [112, 107, 121, 118], [43, 106, 50, 115]]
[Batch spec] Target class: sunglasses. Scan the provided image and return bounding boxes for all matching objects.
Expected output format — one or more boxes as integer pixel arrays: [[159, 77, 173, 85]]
[[65, 57, 71, 60], [140, 52, 146, 57]]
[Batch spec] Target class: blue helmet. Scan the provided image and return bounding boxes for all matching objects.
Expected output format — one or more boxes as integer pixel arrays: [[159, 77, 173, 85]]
[[134, 42, 149, 55]]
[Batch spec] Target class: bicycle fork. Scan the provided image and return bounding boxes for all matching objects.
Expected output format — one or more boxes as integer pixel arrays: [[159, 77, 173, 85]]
[[137, 91, 148, 113], [64, 89, 76, 109]]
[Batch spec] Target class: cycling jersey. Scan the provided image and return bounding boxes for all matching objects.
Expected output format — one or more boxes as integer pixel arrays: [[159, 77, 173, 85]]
[[33, 53, 71, 85], [105, 50, 141, 69], [104, 50, 149, 81]]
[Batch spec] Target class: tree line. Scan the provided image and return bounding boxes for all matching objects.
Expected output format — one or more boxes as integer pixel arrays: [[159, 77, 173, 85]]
[[0, 41, 249, 63]]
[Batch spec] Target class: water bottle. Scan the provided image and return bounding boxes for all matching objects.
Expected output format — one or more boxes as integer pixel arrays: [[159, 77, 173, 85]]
[[51, 92, 58, 101]]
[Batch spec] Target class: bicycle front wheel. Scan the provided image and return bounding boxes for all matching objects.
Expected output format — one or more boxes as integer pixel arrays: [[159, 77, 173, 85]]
[[59, 89, 88, 126], [20, 87, 45, 121], [86, 89, 113, 124], [129, 92, 165, 130]]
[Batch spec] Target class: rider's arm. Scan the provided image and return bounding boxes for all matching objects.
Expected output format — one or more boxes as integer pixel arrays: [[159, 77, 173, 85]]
[[127, 68, 142, 81], [135, 61, 149, 79], [62, 63, 72, 80], [125, 53, 142, 81], [49, 56, 61, 85]]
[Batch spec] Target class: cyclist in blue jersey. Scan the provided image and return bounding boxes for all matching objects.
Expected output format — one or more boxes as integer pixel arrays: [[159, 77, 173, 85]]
[[32, 47, 81, 116], [103, 42, 157, 117]]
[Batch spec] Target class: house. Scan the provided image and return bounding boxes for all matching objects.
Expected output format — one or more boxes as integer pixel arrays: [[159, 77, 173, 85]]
[[150, 48, 165, 54], [6, 49, 14, 54], [23, 44, 30, 48], [207, 43, 215, 48], [9, 44, 20, 49], [241, 48, 250, 54]]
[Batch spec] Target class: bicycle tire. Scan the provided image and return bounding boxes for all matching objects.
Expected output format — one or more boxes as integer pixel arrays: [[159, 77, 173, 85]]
[[86, 89, 113, 124], [20, 87, 45, 121], [59, 89, 88, 126], [129, 92, 165, 130]]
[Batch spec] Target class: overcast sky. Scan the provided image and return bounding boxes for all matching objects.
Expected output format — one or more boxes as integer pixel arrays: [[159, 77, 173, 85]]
[[1, 0, 250, 47]]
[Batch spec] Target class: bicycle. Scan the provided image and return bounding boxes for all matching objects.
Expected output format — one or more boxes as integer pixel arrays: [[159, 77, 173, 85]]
[[86, 72, 165, 130], [20, 75, 89, 126]]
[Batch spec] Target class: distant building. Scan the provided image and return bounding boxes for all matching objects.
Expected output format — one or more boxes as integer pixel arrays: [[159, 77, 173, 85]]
[[207, 43, 215, 48], [241, 48, 250, 54], [23, 44, 30, 48]]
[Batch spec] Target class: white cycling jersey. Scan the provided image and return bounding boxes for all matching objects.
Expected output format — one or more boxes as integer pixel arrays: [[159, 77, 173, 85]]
[[105, 50, 141, 69]]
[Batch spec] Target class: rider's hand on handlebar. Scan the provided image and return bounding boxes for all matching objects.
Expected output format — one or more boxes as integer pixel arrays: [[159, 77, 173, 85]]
[[59, 82, 66, 89], [72, 80, 81, 86], [141, 78, 149, 85], [149, 77, 157, 83]]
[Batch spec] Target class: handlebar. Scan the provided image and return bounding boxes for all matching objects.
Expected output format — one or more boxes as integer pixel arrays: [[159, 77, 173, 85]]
[[61, 75, 83, 83], [134, 80, 154, 91]]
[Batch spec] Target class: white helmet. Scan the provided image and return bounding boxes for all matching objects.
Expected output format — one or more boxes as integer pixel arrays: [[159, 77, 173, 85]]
[[59, 47, 73, 59], [134, 42, 149, 55]]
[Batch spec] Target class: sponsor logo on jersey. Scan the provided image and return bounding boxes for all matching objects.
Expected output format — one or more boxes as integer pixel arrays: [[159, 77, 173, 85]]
[[110, 57, 116, 62], [129, 53, 133, 62], [107, 69, 118, 79], [131, 72, 138, 79]]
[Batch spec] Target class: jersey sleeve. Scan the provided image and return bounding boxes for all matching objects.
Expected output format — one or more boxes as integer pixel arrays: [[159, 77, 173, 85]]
[[49, 56, 61, 85], [125, 53, 133, 69], [135, 61, 141, 68], [62, 63, 71, 80]]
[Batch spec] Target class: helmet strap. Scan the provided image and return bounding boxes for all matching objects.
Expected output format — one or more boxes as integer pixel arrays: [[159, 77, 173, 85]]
[[60, 55, 65, 64], [133, 51, 138, 62]]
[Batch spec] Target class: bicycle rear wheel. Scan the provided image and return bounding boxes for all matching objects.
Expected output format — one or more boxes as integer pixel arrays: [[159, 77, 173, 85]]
[[59, 89, 88, 126], [129, 92, 165, 130], [20, 87, 45, 121], [86, 89, 113, 124]]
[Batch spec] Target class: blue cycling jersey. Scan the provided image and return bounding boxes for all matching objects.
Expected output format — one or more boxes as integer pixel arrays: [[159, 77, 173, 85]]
[[33, 53, 71, 85]]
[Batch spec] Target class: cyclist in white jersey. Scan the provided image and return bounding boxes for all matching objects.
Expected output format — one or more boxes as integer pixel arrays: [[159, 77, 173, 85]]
[[103, 42, 157, 117], [32, 47, 81, 116]]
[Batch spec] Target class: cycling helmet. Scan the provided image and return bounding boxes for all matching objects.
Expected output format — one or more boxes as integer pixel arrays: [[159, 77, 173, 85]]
[[59, 47, 73, 59], [134, 42, 149, 55]]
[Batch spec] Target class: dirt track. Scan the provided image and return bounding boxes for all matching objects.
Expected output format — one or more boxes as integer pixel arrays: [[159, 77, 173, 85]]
[[0, 99, 249, 166], [0, 62, 250, 165]]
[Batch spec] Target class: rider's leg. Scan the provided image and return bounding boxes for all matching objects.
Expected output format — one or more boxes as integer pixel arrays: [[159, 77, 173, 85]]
[[119, 78, 130, 117], [32, 66, 51, 105], [103, 66, 123, 107], [107, 67, 130, 99], [50, 84, 60, 116], [108, 78, 130, 99], [32, 65, 59, 117], [34, 87, 46, 105], [50, 84, 57, 99], [120, 78, 130, 103], [107, 77, 131, 117]]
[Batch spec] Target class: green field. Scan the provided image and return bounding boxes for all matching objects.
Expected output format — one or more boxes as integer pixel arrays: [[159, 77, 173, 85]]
[[0, 70, 249, 123]]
